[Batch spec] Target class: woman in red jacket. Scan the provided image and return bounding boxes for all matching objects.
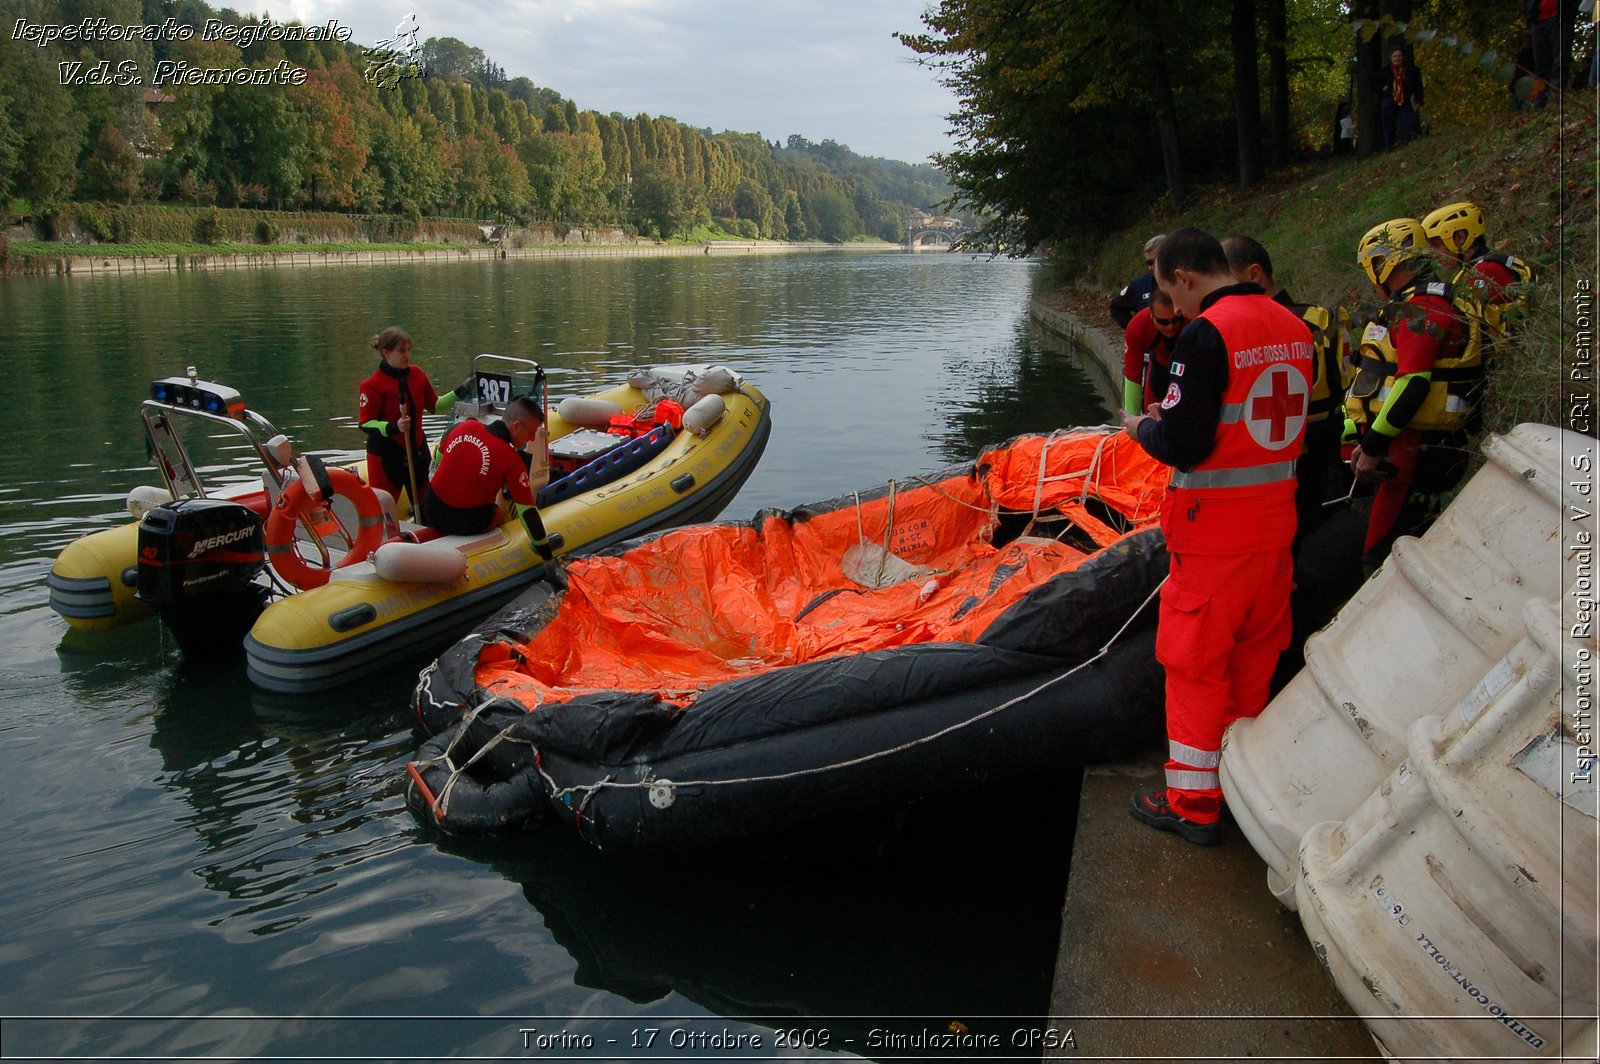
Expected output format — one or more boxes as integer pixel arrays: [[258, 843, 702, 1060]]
[[356, 326, 466, 512]]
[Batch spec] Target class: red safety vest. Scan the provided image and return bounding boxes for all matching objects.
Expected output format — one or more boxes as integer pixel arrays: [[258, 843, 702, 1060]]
[[1163, 294, 1314, 554]]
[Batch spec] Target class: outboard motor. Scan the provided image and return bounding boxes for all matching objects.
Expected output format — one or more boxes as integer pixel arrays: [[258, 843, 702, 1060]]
[[136, 497, 268, 656]]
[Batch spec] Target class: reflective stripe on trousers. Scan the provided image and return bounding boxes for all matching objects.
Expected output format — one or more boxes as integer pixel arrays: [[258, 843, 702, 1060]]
[[1158, 549, 1295, 824], [1167, 740, 1219, 793]]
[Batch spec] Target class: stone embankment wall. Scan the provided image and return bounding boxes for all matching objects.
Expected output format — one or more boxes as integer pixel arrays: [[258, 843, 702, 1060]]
[[8, 238, 897, 277], [1030, 295, 1122, 405]]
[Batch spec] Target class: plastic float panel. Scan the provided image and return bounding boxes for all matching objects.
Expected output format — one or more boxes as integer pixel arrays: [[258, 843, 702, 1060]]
[[1222, 424, 1579, 904], [1295, 594, 1597, 1060]]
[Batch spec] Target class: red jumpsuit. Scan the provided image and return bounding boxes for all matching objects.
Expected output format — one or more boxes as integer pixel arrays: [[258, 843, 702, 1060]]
[[1352, 285, 1471, 565], [1134, 285, 1314, 824], [423, 419, 535, 535], [357, 363, 439, 508]]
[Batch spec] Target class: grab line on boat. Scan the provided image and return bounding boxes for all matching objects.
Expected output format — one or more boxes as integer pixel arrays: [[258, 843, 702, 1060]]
[[411, 699, 536, 821], [536, 570, 1169, 808]]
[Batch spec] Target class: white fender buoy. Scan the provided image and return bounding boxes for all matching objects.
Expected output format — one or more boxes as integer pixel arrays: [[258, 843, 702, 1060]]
[[682, 393, 726, 436], [127, 485, 173, 518], [691, 366, 739, 397], [557, 397, 624, 429], [371, 541, 468, 583], [295, 456, 323, 499]]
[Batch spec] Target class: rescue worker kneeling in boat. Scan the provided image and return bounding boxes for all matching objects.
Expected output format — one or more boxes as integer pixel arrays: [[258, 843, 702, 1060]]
[[422, 396, 554, 557]]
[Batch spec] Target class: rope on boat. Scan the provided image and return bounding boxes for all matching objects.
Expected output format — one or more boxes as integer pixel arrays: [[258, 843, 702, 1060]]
[[535, 570, 1168, 809], [850, 477, 901, 587], [408, 697, 538, 821], [901, 424, 1122, 527]]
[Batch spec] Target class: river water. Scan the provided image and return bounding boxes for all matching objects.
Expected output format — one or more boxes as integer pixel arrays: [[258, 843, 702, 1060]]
[[0, 249, 1115, 1061]]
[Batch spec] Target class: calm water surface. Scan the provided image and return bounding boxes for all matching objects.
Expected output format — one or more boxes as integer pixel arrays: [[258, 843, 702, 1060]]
[[0, 250, 1113, 1060]]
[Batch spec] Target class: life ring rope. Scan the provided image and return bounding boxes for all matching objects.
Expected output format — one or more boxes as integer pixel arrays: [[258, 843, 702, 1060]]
[[263, 467, 385, 590]]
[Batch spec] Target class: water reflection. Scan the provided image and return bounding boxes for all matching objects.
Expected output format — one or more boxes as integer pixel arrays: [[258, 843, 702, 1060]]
[[444, 767, 1082, 1061], [933, 317, 1116, 466]]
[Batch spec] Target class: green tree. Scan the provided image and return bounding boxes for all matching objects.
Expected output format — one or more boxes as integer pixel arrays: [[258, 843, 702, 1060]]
[[812, 187, 860, 241], [295, 73, 369, 209], [419, 37, 487, 82], [81, 124, 141, 203], [1233, 0, 1265, 187], [0, 30, 85, 212], [519, 129, 574, 219], [630, 164, 692, 239], [899, 0, 1239, 252], [732, 179, 778, 238]]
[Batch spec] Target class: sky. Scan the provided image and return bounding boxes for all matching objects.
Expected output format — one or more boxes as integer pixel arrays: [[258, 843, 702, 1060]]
[[271, 0, 959, 165]]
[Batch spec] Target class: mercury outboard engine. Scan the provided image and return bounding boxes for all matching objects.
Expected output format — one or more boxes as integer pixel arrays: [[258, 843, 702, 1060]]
[[136, 497, 269, 656]]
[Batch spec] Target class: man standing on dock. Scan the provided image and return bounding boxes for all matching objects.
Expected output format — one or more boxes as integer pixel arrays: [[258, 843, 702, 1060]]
[[1120, 227, 1314, 845]]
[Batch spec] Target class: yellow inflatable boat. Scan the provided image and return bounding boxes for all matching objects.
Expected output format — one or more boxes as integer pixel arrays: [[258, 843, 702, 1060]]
[[48, 358, 772, 694]]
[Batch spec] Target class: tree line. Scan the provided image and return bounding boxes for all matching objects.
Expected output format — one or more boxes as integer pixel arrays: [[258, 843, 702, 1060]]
[[0, 0, 961, 243], [898, 0, 1549, 256]]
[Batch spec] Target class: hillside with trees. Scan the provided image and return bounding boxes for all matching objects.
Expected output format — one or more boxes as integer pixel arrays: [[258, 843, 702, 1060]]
[[0, 0, 965, 244], [898, 0, 1588, 257]]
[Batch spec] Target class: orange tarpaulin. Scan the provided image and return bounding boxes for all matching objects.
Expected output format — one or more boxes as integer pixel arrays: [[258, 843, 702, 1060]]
[[476, 431, 1170, 707]]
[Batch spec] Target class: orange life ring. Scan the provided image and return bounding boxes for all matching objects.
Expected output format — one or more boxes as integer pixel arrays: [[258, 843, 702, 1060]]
[[264, 468, 385, 590]]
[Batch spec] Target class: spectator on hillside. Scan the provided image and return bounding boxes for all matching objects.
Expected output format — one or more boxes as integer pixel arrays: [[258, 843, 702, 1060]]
[[1334, 101, 1355, 155], [1512, 32, 1539, 110], [1376, 47, 1424, 150], [1528, 0, 1581, 103], [1589, 0, 1599, 89], [1108, 234, 1165, 329]]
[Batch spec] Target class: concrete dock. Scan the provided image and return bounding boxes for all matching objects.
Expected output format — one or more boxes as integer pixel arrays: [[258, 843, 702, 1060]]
[[1046, 750, 1379, 1060], [1031, 293, 1378, 1059]]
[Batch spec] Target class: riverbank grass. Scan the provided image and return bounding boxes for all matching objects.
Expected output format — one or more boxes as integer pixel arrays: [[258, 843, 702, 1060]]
[[1059, 108, 1588, 434]]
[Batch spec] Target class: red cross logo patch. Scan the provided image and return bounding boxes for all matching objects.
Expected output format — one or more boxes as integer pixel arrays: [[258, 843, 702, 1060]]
[[1243, 363, 1308, 450]]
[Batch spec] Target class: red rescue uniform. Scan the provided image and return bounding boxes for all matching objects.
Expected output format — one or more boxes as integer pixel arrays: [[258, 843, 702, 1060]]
[[1121, 307, 1177, 412], [357, 362, 439, 507], [1349, 280, 1472, 566], [423, 419, 536, 535], [1134, 283, 1313, 824]]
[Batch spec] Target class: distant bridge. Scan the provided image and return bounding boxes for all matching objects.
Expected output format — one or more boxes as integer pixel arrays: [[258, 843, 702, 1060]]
[[906, 225, 969, 249]]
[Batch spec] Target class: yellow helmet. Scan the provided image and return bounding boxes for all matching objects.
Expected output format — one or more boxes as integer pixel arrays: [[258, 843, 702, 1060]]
[[1421, 201, 1486, 255], [1357, 218, 1427, 288]]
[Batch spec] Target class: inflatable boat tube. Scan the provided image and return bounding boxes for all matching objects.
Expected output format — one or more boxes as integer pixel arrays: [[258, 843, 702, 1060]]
[[405, 707, 552, 837]]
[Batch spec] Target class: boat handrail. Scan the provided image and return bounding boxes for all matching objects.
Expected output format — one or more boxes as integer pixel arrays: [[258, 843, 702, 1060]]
[[139, 399, 286, 500]]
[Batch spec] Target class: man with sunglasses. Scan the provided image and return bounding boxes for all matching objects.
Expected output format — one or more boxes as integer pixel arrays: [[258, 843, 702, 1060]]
[[1108, 234, 1167, 329], [1120, 288, 1187, 415], [1120, 227, 1314, 846]]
